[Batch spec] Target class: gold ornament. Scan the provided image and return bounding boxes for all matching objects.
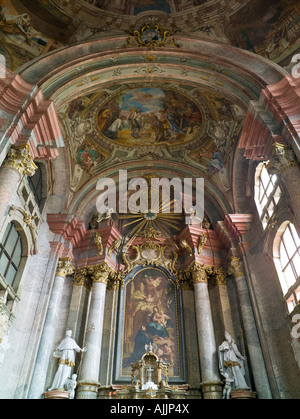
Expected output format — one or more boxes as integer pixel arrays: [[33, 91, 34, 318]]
[[56, 257, 75, 278], [95, 232, 104, 256], [4, 144, 38, 177]]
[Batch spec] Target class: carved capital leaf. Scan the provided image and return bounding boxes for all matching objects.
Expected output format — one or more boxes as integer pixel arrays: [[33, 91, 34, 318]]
[[4, 144, 38, 177]]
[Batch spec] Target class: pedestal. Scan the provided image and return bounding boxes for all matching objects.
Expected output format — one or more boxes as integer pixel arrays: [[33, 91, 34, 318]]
[[76, 381, 100, 399], [230, 390, 257, 400], [44, 390, 70, 400], [201, 381, 223, 400]]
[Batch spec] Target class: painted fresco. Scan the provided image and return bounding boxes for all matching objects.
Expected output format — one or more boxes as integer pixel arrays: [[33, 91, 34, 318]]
[[121, 268, 180, 378], [227, 0, 300, 64], [75, 142, 103, 174], [134, 0, 171, 15], [0, 0, 57, 71], [97, 88, 203, 146]]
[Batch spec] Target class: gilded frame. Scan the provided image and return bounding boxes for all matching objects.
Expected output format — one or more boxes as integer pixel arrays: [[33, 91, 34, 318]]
[[114, 265, 187, 384]]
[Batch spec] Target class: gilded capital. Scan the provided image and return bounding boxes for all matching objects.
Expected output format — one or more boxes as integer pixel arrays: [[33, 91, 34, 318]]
[[73, 268, 92, 290], [88, 263, 112, 285], [267, 143, 297, 175], [3, 144, 38, 177], [191, 263, 213, 284], [213, 267, 227, 286], [56, 257, 75, 278], [228, 257, 245, 278]]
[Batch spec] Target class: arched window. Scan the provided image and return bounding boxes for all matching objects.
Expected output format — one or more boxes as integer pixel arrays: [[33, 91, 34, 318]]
[[0, 222, 22, 287], [255, 162, 282, 229], [274, 222, 300, 313], [27, 162, 44, 210]]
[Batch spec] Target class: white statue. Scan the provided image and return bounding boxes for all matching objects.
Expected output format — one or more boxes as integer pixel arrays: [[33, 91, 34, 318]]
[[222, 372, 234, 399], [219, 331, 249, 392], [49, 330, 86, 392], [65, 374, 78, 400], [184, 207, 203, 226]]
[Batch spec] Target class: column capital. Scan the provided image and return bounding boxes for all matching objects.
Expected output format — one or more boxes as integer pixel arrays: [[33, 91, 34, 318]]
[[73, 268, 92, 290], [213, 267, 227, 286], [267, 142, 298, 175], [56, 257, 75, 278], [189, 263, 214, 284], [227, 257, 245, 278], [3, 144, 38, 177], [87, 263, 113, 285]]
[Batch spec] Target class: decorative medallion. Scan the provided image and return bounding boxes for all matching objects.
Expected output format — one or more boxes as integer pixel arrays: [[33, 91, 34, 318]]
[[127, 23, 180, 51]]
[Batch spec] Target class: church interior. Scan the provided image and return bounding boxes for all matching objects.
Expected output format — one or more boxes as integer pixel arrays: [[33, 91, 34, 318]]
[[0, 0, 299, 400]]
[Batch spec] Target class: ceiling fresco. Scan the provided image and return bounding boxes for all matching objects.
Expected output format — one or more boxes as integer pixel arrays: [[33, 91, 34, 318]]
[[58, 81, 244, 208], [1, 0, 297, 219], [1, 0, 299, 70], [96, 87, 203, 147]]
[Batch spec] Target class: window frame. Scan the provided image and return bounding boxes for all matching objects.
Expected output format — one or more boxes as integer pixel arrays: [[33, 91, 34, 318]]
[[0, 222, 23, 287], [274, 221, 300, 314], [255, 162, 282, 229]]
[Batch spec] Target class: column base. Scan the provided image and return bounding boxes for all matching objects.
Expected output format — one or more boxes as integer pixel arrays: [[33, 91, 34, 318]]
[[200, 381, 223, 400], [44, 390, 70, 400], [76, 381, 100, 399], [230, 389, 256, 400]]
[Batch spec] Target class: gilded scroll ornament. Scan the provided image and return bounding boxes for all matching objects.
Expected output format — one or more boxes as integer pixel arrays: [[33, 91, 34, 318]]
[[122, 240, 178, 275], [56, 257, 75, 279], [180, 239, 193, 256], [198, 232, 208, 254], [3, 144, 38, 177], [94, 232, 104, 256], [127, 22, 180, 51]]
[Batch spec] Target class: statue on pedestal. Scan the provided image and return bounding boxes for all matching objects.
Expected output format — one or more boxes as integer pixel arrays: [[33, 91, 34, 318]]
[[48, 330, 86, 393], [218, 331, 249, 392]]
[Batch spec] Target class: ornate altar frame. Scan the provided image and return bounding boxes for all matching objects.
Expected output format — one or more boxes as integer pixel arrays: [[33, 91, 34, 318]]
[[113, 265, 187, 385]]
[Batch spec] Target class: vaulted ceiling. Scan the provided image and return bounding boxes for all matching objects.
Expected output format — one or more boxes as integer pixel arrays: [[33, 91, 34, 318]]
[[1, 0, 299, 225]]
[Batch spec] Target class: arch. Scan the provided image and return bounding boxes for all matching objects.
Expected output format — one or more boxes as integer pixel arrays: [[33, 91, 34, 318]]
[[15, 36, 288, 233]]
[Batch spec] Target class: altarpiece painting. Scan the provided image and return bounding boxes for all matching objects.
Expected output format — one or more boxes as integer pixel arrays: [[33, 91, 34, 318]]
[[114, 266, 186, 383]]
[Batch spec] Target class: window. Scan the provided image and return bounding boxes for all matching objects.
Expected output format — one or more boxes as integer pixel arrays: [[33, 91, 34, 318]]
[[274, 222, 300, 313], [255, 162, 282, 229], [0, 223, 23, 287], [27, 163, 43, 210], [18, 162, 45, 230]]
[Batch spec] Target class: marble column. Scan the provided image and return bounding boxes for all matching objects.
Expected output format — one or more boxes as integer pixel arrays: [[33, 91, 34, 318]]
[[67, 268, 92, 344], [191, 263, 222, 399], [28, 257, 74, 399], [268, 143, 300, 227], [0, 144, 37, 225], [211, 268, 236, 341], [228, 257, 272, 399], [76, 263, 111, 400]]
